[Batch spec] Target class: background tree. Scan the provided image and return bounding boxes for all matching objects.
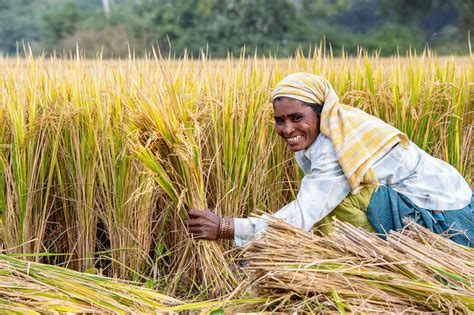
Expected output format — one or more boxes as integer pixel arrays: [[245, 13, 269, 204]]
[[0, 0, 471, 57], [0, 0, 41, 54]]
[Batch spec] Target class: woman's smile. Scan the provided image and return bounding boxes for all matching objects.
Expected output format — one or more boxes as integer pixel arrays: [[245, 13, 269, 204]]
[[273, 97, 321, 152], [286, 135, 303, 144]]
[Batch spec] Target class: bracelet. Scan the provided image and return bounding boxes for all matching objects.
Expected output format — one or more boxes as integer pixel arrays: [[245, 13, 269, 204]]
[[218, 218, 233, 239]]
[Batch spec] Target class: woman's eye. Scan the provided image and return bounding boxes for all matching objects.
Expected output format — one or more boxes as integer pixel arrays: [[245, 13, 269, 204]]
[[292, 115, 302, 122], [274, 118, 283, 124]]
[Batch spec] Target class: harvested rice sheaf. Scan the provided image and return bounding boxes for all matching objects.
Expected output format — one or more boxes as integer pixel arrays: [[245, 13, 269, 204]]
[[242, 219, 474, 313], [0, 254, 182, 314]]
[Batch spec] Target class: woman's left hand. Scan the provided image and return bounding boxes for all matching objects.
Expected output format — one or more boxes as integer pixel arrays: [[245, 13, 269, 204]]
[[184, 208, 221, 240]]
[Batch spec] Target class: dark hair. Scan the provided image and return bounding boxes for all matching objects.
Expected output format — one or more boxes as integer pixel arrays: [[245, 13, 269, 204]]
[[273, 97, 323, 115], [301, 100, 323, 115]]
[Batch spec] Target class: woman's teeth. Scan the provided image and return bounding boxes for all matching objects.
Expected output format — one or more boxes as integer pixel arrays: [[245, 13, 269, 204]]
[[287, 135, 302, 144]]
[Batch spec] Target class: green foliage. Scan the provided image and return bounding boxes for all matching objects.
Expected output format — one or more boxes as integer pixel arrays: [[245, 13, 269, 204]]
[[380, 0, 438, 24], [209, 308, 225, 315], [0, 0, 471, 57], [207, 0, 301, 56], [363, 24, 426, 54], [0, 0, 41, 54], [459, 0, 474, 38], [40, 1, 81, 49]]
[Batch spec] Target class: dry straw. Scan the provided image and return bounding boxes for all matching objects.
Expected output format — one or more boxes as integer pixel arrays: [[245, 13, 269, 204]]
[[242, 218, 474, 313]]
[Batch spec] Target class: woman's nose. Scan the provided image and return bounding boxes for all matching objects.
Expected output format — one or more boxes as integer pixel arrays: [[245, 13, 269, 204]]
[[283, 123, 294, 136]]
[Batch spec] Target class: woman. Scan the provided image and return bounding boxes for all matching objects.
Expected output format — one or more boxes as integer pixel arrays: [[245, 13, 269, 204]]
[[185, 73, 473, 247]]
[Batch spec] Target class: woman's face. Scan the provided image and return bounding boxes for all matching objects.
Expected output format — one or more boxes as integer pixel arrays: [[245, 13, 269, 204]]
[[273, 97, 320, 152]]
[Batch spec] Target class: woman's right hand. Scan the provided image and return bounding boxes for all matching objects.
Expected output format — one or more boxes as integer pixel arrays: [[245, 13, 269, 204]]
[[184, 208, 221, 240]]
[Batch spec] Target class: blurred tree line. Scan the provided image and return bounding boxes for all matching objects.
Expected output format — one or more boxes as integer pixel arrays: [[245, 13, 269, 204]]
[[0, 0, 472, 57]]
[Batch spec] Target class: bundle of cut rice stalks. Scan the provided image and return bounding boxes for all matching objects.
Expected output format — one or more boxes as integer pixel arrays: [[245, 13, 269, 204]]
[[0, 254, 182, 314], [242, 219, 474, 313]]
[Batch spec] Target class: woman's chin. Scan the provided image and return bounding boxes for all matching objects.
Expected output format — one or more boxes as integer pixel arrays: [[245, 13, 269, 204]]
[[288, 143, 305, 152]]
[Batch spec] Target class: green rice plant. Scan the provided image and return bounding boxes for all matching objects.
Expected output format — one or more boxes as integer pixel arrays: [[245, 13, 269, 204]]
[[53, 64, 101, 271], [0, 55, 61, 258], [94, 78, 160, 279], [0, 97, 7, 244]]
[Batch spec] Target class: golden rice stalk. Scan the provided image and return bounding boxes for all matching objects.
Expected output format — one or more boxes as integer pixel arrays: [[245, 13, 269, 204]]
[[242, 219, 474, 313]]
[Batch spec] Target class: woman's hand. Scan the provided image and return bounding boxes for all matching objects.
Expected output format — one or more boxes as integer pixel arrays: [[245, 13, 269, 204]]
[[184, 208, 221, 240]]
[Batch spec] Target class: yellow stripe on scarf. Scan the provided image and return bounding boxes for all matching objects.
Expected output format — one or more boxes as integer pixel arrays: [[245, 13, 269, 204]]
[[272, 72, 409, 193]]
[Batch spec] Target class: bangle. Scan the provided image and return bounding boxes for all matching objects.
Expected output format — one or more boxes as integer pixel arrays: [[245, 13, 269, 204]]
[[218, 218, 233, 239], [218, 218, 226, 239]]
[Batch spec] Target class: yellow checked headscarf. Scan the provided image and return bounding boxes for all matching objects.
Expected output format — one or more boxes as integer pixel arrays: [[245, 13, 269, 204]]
[[272, 72, 409, 193]]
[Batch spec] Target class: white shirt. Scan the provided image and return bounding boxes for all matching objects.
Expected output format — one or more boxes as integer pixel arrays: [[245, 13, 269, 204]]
[[233, 134, 471, 246]]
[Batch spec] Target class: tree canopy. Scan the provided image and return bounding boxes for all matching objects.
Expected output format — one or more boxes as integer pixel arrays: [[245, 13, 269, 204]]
[[0, 0, 472, 57]]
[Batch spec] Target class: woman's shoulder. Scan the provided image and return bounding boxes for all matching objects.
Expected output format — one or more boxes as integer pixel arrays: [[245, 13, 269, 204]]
[[304, 134, 340, 169], [296, 134, 339, 175], [307, 134, 334, 156]]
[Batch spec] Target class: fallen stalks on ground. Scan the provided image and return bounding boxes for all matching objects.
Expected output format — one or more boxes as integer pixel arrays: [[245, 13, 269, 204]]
[[0, 254, 181, 314], [242, 219, 474, 313]]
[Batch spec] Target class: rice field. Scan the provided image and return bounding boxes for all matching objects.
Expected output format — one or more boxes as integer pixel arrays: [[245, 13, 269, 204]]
[[0, 47, 472, 311]]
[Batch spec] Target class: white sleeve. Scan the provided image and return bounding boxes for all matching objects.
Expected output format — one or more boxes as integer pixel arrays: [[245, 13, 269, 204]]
[[233, 152, 350, 247]]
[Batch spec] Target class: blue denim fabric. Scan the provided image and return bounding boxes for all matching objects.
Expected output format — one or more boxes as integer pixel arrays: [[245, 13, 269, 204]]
[[367, 186, 474, 247]]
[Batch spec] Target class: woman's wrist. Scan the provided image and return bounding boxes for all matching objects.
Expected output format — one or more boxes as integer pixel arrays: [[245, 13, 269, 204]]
[[217, 217, 234, 239]]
